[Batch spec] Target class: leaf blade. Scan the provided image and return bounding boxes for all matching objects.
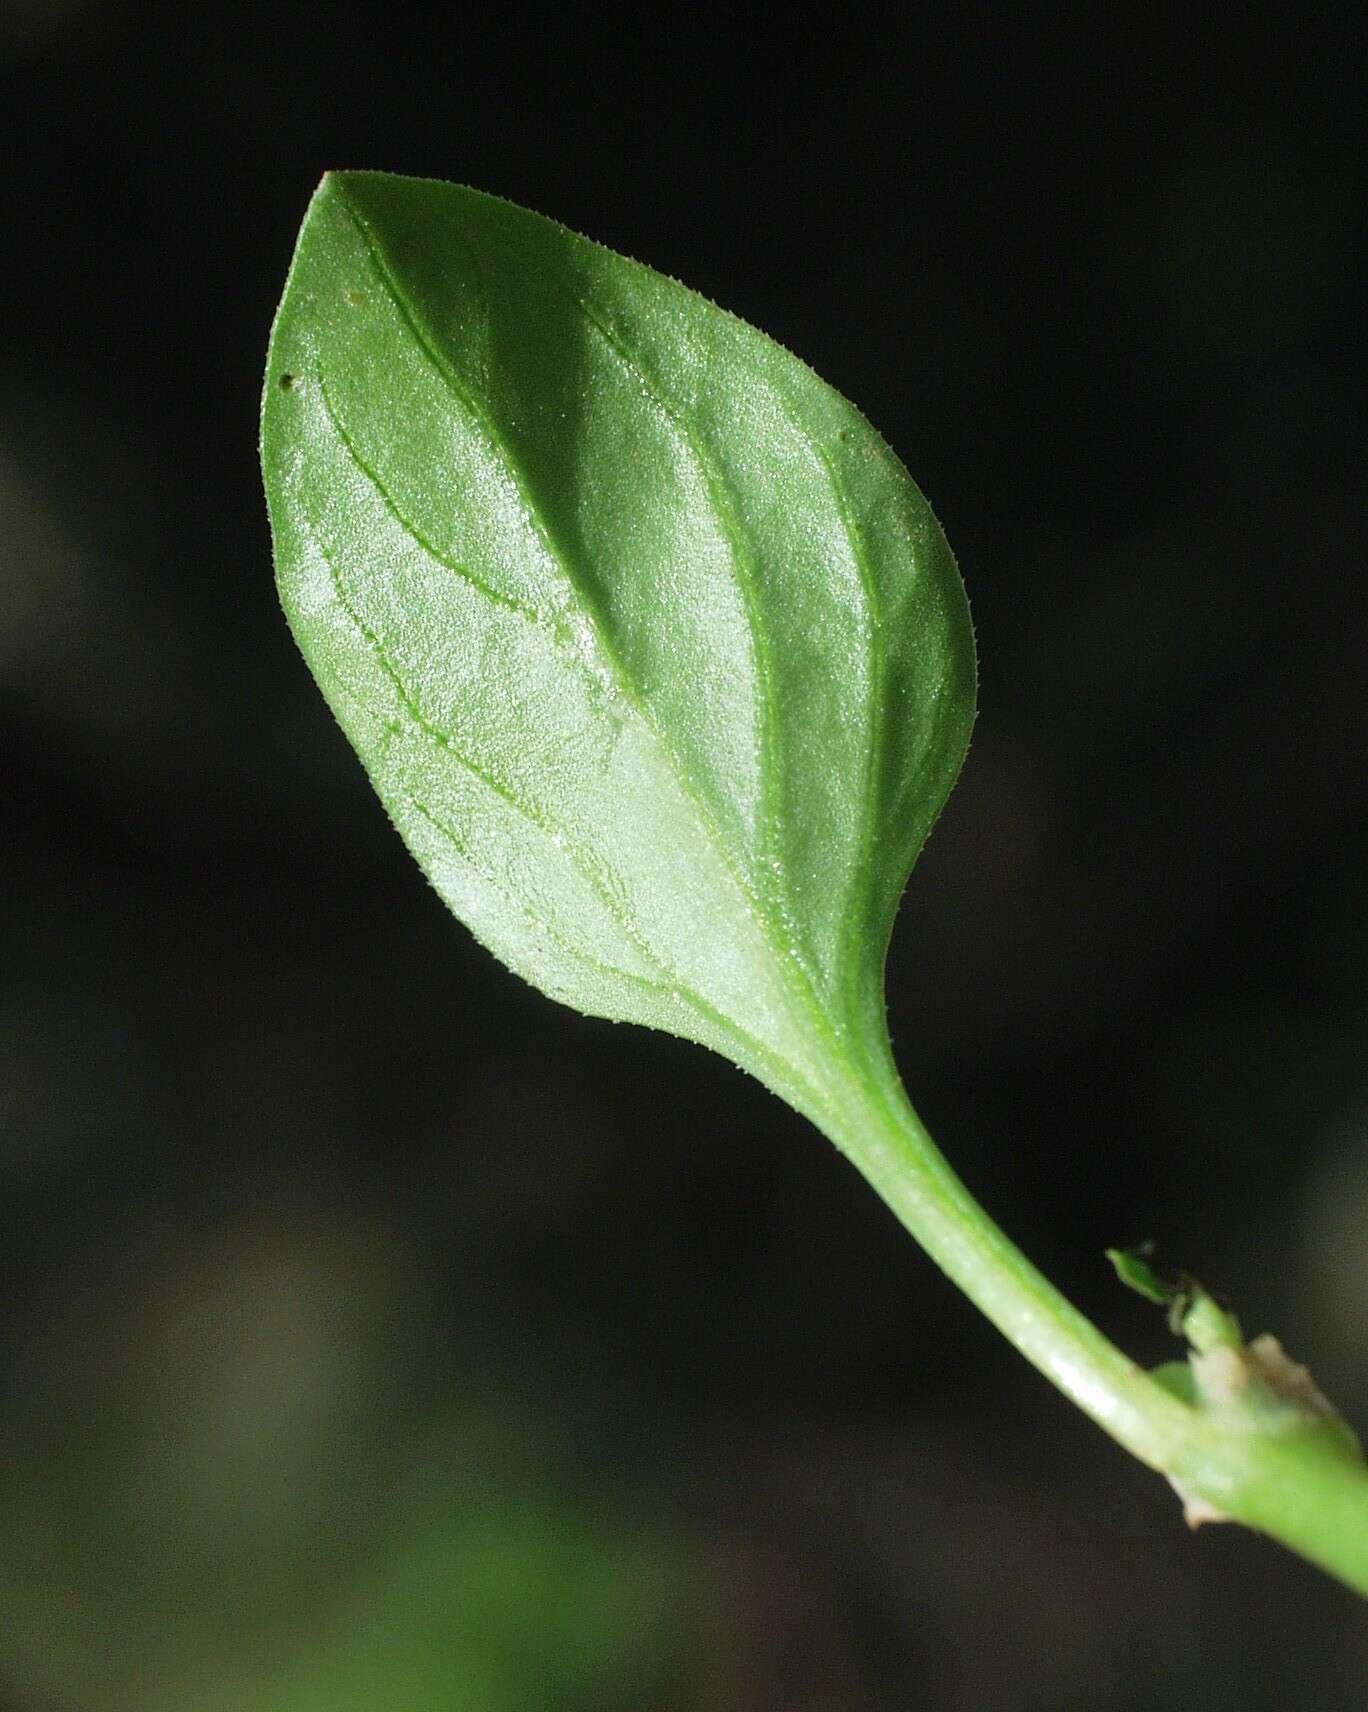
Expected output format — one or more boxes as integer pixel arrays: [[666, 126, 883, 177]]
[[263, 173, 975, 1110]]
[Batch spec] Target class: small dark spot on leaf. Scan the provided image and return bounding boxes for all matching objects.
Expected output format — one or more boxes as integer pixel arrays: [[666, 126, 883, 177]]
[[279, 373, 296, 391], [345, 290, 363, 307]]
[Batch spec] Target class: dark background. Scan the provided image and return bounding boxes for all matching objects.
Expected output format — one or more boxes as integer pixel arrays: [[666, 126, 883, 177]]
[[3, 5, 1366, 1708]]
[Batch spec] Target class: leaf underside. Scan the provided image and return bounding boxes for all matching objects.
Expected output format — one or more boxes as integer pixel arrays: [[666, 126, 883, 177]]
[[262, 173, 975, 1123]]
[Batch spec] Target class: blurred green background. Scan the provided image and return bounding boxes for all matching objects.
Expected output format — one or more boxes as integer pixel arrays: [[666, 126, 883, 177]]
[[3, 5, 1367, 1707]]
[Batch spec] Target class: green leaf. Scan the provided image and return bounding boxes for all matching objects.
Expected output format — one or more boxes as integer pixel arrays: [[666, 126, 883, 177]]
[[262, 173, 974, 1126], [260, 182, 1368, 1600], [1106, 1244, 1177, 1308]]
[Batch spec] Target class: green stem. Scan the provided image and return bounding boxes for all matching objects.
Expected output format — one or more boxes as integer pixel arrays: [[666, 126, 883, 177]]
[[816, 1046, 1368, 1598]]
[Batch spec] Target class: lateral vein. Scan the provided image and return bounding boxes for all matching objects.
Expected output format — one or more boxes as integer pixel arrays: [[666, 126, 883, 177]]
[[574, 294, 785, 917], [315, 372, 542, 626]]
